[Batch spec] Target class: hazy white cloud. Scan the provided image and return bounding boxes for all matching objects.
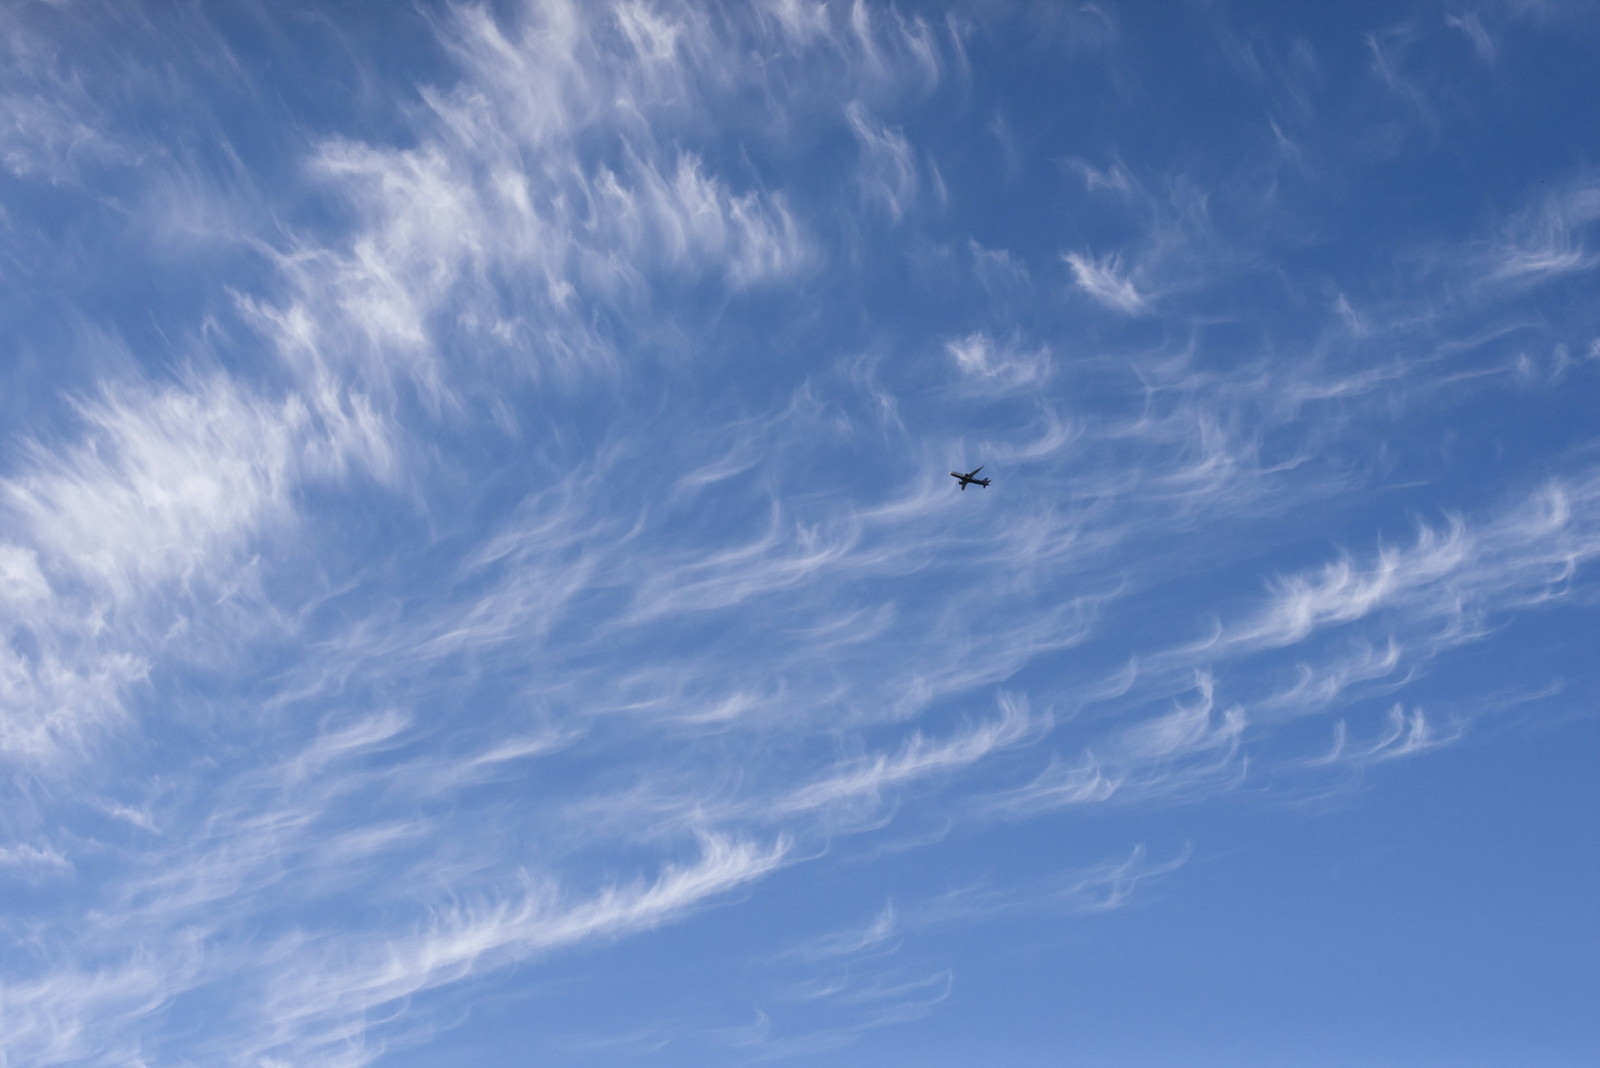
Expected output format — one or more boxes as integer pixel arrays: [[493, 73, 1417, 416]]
[[989, 676, 1247, 816], [988, 753, 1123, 814], [237, 0, 947, 412], [5, 376, 300, 599], [846, 101, 919, 221], [786, 901, 900, 962], [0, 370, 390, 764], [0, 543, 49, 605], [0, 842, 71, 874], [1064, 250, 1148, 314], [1053, 843, 1191, 912], [1224, 476, 1598, 653], [762, 0, 831, 45], [0, 6, 141, 185], [0, 947, 200, 1068], [604, 152, 810, 287], [1114, 674, 1244, 765], [1446, 11, 1498, 63], [1067, 156, 1134, 196], [2, 1, 1595, 1063], [241, 833, 787, 1066], [945, 332, 1049, 390], [750, 841, 1184, 1056], [1483, 178, 1600, 285], [845, 0, 943, 94], [0, 90, 132, 182], [781, 694, 1045, 816], [1239, 520, 1472, 649], [1314, 703, 1462, 768], [1257, 639, 1408, 719]]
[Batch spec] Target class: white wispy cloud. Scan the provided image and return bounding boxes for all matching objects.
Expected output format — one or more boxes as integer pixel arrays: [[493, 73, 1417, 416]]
[[779, 693, 1045, 817], [0, 370, 386, 764], [1053, 842, 1192, 912], [945, 332, 1050, 391], [0, 6, 141, 184], [785, 900, 900, 962], [992, 674, 1247, 815], [1067, 156, 1135, 196], [243, 0, 949, 409], [1256, 639, 1409, 719], [0, 842, 71, 875], [1482, 176, 1600, 285], [744, 842, 1183, 1057], [238, 833, 787, 1066], [5, 376, 300, 598], [0, 946, 201, 1068], [1063, 250, 1148, 314], [1446, 11, 1498, 63], [0, 89, 132, 183], [3, 1, 1596, 1063], [982, 751, 1122, 816], [1365, 25, 1436, 124], [0, 688, 783, 1066], [846, 101, 920, 222], [1314, 703, 1462, 768], [1223, 476, 1598, 653]]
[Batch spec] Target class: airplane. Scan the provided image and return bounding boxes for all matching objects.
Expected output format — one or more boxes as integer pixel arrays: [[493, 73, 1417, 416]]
[[950, 466, 991, 490]]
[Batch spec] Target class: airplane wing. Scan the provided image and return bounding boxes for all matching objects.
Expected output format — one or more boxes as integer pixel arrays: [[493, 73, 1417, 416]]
[[967, 466, 983, 477]]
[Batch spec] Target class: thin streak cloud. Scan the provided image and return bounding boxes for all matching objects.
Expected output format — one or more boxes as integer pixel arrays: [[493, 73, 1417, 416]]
[[2, 1, 1595, 1064], [1064, 250, 1148, 314]]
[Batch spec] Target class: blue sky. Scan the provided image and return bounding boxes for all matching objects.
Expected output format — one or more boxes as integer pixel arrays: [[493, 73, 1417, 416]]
[[2, 1, 1597, 1064]]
